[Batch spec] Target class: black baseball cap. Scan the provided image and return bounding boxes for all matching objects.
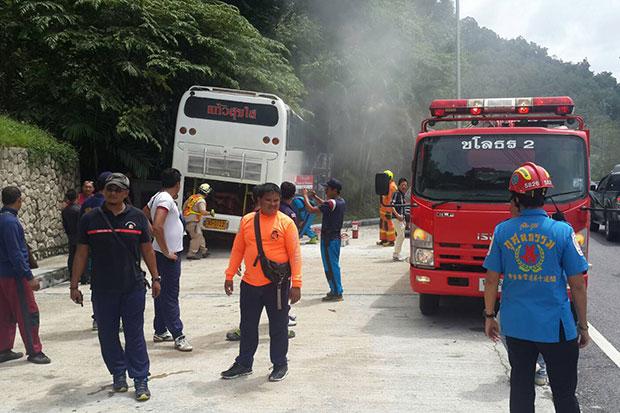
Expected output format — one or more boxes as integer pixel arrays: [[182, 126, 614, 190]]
[[321, 178, 342, 191], [105, 173, 130, 190]]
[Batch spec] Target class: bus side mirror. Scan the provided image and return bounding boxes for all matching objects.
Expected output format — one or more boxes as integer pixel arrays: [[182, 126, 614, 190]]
[[375, 173, 390, 196]]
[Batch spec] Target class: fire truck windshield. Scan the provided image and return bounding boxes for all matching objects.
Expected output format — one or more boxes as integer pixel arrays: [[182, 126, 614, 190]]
[[413, 134, 587, 203]]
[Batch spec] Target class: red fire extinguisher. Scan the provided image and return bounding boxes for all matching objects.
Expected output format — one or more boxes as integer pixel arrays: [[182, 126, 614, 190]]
[[352, 221, 360, 239]]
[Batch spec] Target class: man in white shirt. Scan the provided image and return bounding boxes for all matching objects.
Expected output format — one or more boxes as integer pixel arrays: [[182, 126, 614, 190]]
[[148, 168, 192, 352]]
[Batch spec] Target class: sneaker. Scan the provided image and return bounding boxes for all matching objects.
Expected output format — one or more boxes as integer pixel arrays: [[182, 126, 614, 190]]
[[112, 373, 128, 392], [153, 331, 174, 343], [226, 328, 241, 341], [0, 350, 23, 363], [174, 335, 193, 352], [221, 362, 253, 379], [322, 294, 343, 302], [200, 248, 210, 258], [92, 319, 98, 331], [288, 314, 297, 327], [288, 330, 296, 339], [269, 364, 288, 382], [376, 241, 384, 245], [534, 368, 548, 386], [186, 254, 201, 260], [134, 378, 150, 401], [382, 241, 394, 247], [307, 237, 318, 245], [27, 352, 51, 364]]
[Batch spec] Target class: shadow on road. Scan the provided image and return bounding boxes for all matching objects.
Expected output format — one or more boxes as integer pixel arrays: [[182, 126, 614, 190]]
[[361, 274, 487, 340]]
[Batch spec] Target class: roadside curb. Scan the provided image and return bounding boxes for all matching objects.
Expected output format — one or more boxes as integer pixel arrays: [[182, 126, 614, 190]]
[[33, 266, 69, 290]]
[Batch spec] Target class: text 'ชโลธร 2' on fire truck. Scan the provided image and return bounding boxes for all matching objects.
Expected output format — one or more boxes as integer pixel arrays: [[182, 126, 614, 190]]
[[377, 96, 591, 315], [171, 86, 331, 234]]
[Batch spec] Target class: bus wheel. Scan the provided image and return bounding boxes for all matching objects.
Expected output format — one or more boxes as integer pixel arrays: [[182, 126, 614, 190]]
[[419, 294, 440, 315]]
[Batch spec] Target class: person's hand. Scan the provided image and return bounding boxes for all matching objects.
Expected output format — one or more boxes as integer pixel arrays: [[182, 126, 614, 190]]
[[485, 318, 500, 342], [578, 327, 590, 348], [151, 280, 161, 298], [28, 278, 41, 291], [289, 287, 301, 304], [225, 280, 234, 296], [166, 252, 178, 261], [70, 288, 83, 306]]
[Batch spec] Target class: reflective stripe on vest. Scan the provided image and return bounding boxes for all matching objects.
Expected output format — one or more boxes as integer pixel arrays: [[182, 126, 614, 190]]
[[182, 194, 203, 217]]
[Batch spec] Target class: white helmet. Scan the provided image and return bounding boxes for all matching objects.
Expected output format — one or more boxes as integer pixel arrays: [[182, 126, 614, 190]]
[[199, 183, 212, 195]]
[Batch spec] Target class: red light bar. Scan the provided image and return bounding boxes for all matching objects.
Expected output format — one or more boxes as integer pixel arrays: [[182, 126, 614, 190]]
[[429, 96, 574, 117], [429, 99, 467, 117]]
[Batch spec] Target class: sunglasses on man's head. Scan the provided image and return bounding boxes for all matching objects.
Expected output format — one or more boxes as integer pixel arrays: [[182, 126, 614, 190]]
[[105, 185, 126, 193]]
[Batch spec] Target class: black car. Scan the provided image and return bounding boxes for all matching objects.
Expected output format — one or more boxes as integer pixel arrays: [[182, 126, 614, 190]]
[[590, 166, 620, 240]]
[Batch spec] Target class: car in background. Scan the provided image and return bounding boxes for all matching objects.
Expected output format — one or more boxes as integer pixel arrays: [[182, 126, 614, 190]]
[[590, 165, 620, 240]]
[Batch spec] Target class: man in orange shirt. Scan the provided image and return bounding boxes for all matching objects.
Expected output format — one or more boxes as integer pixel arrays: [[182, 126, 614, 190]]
[[222, 183, 302, 382]]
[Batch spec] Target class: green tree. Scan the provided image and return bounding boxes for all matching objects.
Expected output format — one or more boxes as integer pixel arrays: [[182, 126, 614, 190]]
[[0, 0, 303, 177]]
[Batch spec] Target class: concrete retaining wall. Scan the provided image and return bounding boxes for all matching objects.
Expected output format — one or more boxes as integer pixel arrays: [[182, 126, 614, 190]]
[[0, 147, 79, 259]]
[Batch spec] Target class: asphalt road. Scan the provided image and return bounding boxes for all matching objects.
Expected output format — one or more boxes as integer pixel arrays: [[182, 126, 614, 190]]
[[576, 229, 620, 413]]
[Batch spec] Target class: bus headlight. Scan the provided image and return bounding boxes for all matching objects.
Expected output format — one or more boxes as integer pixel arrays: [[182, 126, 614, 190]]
[[410, 225, 434, 267]]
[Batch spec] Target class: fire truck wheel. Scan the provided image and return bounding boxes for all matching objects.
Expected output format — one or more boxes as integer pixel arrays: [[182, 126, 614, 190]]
[[589, 221, 599, 232], [419, 294, 440, 315]]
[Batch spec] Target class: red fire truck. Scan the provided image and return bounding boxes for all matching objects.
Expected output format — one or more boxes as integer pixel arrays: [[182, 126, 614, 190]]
[[378, 96, 591, 315]]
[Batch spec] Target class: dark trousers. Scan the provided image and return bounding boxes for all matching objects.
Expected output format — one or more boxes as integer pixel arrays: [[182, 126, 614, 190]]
[[153, 252, 183, 338], [92, 287, 149, 379], [321, 237, 343, 295], [236, 281, 289, 368], [0, 277, 43, 355], [506, 334, 580, 413]]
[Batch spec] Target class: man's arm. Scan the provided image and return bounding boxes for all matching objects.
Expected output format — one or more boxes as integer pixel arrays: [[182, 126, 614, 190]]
[[140, 242, 160, 298], [152, 206, 175, 260], [284, 220, 302, 304], [302, 189, 321, 214], [1, 222, 33, 280], [224, 220, 247, 295], [567, 273, 589, 348], [70, 244, 89, 305], [483, 269, 501, 342], [142, 205, 152, 223]]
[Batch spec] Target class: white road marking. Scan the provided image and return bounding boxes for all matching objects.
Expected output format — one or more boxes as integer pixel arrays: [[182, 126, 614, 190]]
[[589, 323, 620, 368]]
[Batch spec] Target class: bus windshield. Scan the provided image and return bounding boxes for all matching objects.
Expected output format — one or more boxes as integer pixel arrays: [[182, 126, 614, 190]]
[[413, 134, 587, 203]]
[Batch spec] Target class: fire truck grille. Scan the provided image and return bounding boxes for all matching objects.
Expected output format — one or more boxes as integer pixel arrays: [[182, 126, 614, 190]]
[[439, 263, 486, 273], [437, 242, 489, 271]]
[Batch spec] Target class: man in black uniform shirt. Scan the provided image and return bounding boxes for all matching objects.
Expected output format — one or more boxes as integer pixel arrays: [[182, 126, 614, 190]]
[[70, 173, 160, 402]]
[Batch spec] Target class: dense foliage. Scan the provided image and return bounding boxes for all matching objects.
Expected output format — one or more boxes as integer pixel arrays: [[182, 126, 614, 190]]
[[0, 0, 303, 177], [2, 0, 620, 215]]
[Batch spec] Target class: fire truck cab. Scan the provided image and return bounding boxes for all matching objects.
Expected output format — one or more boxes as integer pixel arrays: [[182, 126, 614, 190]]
[[377, 96, 591, 315]]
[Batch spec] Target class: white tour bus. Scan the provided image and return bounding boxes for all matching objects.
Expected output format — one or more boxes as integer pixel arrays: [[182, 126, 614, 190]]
[[171, 86, 316, 233]]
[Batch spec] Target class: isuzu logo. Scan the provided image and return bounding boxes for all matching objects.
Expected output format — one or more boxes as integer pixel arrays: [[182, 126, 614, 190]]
[[477, 233, 493, 241]]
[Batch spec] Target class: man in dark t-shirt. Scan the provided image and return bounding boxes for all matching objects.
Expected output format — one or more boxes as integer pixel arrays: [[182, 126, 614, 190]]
[[69, 173, 160, 402], [279, 181, 299, 225], [303, 178, 346, 301]]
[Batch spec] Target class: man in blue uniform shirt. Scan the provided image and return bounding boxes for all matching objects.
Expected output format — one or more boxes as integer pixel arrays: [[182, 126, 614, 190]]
[[483, 162, 589, 413]]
